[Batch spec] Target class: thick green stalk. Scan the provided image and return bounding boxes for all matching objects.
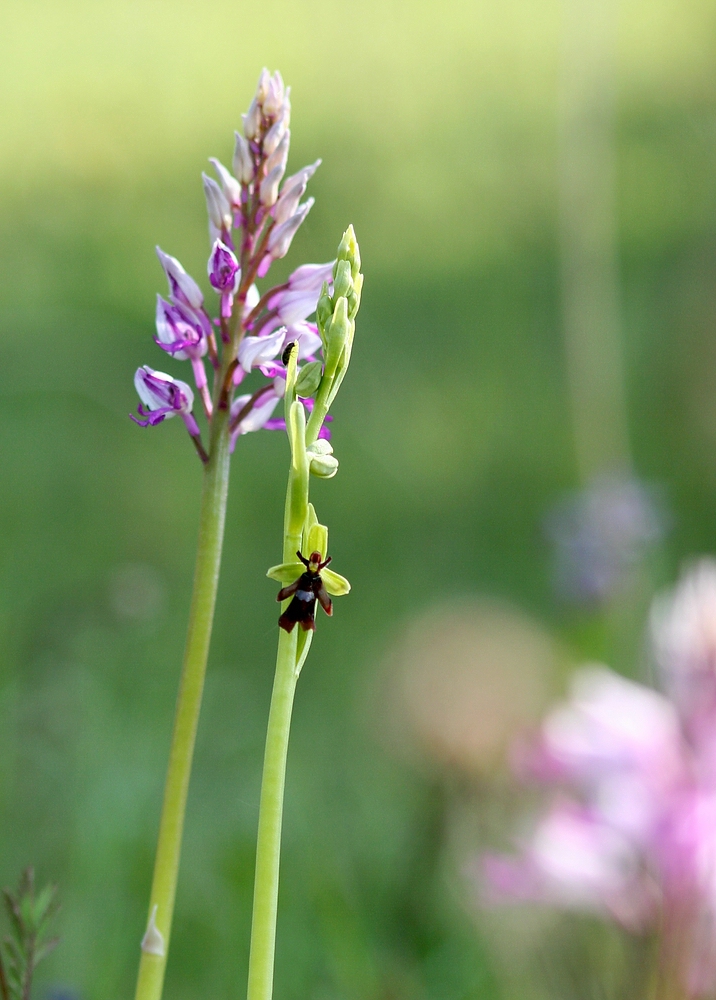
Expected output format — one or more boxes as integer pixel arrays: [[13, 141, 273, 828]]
[[134, 407, 231, 1000]]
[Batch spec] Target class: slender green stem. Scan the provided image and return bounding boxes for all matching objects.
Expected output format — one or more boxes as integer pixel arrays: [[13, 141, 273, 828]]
[[134, 407, 231, 1000], [245, 626, 299, 1000], [246, 369, 307, 1000]]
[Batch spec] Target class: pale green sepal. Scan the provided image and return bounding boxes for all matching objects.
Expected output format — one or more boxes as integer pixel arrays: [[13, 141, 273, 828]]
[[321, 567, 351, 596], [294, 629, 313, 678], [306, 520, 328, 558], [295, 361, 323, 398], [303, 502, 318, 537], [309, 454, 339, 478], [266, 562, 304, 583]]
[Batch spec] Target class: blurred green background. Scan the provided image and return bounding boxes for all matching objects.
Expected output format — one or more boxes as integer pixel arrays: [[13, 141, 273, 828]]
[[1, 0, 716, 997]]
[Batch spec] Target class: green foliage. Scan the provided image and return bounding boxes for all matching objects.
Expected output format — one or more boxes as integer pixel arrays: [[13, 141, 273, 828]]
[[0, 869, 59, 1000]]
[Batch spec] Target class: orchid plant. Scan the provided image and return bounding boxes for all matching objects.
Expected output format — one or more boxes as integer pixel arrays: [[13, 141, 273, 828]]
[[130, 69, 362, 1000], [481, 560, 716, 1000]]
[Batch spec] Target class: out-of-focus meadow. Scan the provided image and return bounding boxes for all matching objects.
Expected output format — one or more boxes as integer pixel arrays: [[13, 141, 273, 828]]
[[2, 0, 716, 997]]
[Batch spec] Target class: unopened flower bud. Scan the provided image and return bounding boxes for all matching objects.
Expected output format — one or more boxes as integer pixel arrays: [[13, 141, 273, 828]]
[[209, 158, 241, 207], [309, 453, 339, 479], [307, 439, 333, 457], [265, 130, 290, 175], [202, 174, 232, 235], [294, 361, 323, 398], [324, 297, 351, 378], [263, 118, 286, 157], [263, 71, 285, 117], [315, 283, 333, 330], [243, 97, 261, 140], [233, 132, 255, 184], [274, 160, 321, 225], [255, 68, 271, 103], [335, 224, 361, 280], [333, 259, 352, 300], [260, 164, 284, 207], [156, 247, 204, 310], [267, 198, 314, 259]]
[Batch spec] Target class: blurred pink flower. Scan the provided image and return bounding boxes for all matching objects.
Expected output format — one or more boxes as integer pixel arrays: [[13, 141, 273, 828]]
[[480, 563, 716, 997]]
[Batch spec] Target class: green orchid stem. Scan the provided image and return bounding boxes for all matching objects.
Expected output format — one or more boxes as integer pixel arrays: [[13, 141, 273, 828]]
[[134, 406, 231, 1000], [246, 404, 307, 1000], [246, 625, 299, 1000]]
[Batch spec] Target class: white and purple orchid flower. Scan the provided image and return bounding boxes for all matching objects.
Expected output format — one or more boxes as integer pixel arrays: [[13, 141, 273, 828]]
[[208, 240, 240, 319], [132, 367, 199, 437], [131, 69, 333, 460]]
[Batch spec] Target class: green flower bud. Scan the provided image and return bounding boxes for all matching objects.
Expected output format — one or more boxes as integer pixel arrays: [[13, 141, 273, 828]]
[[333, 259, 353, 300], [294, 361, 323, 398], [309, 453, 339, 479], [335, 225, 360, 280], [316, 282, 332, 331], [324, 296, 351, 379], [307, 439, 333, 457]]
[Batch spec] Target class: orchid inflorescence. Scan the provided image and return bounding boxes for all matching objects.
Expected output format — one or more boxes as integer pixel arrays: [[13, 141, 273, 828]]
[[130, 68, 340, 462], [131, 70, 362, 1000], [481, 559, 716, 998]]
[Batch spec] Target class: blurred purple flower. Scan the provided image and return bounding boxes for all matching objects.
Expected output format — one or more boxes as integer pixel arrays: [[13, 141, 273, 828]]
[[544, 475, 666, 603]]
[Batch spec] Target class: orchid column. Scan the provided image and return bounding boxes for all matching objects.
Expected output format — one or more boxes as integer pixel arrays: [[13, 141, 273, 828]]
[[131, 69, 338, 1000]]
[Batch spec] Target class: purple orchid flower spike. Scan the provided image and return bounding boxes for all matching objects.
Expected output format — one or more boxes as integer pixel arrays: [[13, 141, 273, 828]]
[[208, 240, 240, 319]]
